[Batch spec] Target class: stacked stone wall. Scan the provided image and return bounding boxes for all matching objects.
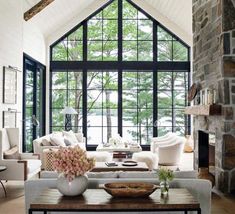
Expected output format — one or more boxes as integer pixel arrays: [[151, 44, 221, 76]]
[[193, 0, 235, 192]]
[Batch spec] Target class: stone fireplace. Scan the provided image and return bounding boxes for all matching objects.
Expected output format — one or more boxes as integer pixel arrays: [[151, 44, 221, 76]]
[[193, 0, 235, 193]]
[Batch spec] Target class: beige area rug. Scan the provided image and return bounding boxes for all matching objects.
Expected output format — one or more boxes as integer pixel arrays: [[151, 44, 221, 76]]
[[0, 181, 25, 214]]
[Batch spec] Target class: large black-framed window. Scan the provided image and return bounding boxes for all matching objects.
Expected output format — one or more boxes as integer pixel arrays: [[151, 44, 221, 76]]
[[23, 53, 46, 152], [50, 0, 190, 150]]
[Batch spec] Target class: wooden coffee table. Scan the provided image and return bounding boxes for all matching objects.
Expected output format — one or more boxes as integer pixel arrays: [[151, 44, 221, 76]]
[[28, 188, 201, 213], [91, 162, 149, 172]]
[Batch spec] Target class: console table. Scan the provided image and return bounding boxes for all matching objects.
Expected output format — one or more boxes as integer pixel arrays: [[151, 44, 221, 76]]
[[96, 144, 142, 153], [29, 188, 201, 214], [96, 144, 142, 159]]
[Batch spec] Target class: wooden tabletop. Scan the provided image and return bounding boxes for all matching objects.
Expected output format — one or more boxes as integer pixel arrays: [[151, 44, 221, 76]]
[[30, 188, 200, 211], [91, 162, 149, 172]]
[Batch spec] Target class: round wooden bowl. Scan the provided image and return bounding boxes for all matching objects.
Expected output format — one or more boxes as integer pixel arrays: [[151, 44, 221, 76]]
[[104, 182, 158, 198]]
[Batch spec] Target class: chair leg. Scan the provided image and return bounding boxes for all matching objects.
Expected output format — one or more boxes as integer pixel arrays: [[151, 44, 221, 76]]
[[0, 180, 7, 197]]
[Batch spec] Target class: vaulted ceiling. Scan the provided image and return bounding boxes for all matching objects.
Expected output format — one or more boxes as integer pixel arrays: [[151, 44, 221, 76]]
[[24, 0, 192, 46]]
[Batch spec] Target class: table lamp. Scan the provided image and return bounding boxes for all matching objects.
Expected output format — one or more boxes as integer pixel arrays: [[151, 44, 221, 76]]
[[61, 107, 78, 131]]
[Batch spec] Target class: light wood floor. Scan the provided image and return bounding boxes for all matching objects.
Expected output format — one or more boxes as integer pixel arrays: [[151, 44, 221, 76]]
[[0, 181, 235, 214]]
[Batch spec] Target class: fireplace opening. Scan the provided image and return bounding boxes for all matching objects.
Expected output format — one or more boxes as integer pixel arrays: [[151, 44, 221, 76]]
[[198, 130, 215, 175]]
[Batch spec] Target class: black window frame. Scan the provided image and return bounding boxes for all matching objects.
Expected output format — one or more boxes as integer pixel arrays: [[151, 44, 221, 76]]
[[49, 0, 191, 151], [23, 53, 46, 152]]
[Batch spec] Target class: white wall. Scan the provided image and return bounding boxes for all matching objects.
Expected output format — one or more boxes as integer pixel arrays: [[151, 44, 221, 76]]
[[0, 0, 46, 130]]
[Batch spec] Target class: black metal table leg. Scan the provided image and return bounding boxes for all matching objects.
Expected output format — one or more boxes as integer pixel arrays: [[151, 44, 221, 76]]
[[0, 180, 7, 197]]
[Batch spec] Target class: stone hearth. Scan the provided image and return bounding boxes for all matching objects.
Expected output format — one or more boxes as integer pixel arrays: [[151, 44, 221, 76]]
[[193, 0, 235, 193]]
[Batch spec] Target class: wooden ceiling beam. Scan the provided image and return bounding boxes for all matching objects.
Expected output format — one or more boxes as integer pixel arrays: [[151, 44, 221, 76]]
[[24, 0, 54, 21]]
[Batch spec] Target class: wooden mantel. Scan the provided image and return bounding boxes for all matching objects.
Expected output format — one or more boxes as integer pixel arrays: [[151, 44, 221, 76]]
[[185, 104, 222, 116]]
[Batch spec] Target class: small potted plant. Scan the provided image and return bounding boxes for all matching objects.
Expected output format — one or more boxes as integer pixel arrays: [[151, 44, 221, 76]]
[[158, 168, 174, 195]]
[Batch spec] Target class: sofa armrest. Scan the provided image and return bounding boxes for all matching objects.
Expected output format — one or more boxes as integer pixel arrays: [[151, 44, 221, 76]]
[[0, 159, 27, 180], [20, 153, 40, 160]]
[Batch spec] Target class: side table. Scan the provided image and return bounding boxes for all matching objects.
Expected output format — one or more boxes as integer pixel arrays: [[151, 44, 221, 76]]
[[0, 165, 7, 197]]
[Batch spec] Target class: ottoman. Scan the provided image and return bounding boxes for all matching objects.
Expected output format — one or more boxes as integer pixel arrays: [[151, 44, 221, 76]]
[[132, 151, 158, 170], [87, 151, 112, 162]]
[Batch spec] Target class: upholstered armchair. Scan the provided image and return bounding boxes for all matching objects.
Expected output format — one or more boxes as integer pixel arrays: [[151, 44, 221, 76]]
[[0, 128, 41, 180], [151, 132, 178, 153], [157, 136, 186, 166]]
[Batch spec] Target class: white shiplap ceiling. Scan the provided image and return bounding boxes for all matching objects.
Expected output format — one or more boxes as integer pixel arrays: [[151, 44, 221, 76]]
[[144, 0, 192, 38], [24, 0, 192, 45]]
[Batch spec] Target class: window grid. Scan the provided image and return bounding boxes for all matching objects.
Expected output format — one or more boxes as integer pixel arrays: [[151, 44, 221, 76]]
[[49, 0, 190, 149]]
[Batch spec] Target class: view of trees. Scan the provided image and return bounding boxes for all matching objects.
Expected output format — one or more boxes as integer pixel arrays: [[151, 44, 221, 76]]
[[50, 0, 189, 145]]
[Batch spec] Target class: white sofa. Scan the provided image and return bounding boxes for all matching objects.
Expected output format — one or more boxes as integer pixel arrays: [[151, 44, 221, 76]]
[[33, 132, 112, 169], [0, 128, 41, 180], [25, 171, 211, 214]]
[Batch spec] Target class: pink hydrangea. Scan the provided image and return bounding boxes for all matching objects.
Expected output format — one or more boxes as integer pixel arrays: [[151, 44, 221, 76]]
[[52, 145, 95, 181]]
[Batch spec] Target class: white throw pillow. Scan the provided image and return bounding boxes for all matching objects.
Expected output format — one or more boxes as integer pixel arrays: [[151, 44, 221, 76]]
[[75, 132, 83, 143], [63, 130, 79, 145], [50, 133, 66, 147], [41, 139, 52, 146]]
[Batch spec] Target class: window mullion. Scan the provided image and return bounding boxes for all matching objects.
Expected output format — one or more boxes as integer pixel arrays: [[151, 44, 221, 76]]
[[118, 0, 123, 62]]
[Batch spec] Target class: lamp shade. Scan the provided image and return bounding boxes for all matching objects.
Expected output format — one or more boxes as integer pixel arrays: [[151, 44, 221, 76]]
[[61, 107, 78, 115]]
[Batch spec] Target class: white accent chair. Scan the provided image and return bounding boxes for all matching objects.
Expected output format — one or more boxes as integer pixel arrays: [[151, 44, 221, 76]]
[[157, 136, 186, 166], [0, 128, 41, 180], [151, 132, 178, 153], [133, 133, 186, 169]]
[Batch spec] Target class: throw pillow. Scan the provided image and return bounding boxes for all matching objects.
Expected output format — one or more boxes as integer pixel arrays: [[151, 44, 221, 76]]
[[50, 133, 66, 147], [63, 130, 79, 145], [41, 139, 52, 146], [4, 146, 21, 159], [64, 135, 72, 146], [74, 132, 83, 143]]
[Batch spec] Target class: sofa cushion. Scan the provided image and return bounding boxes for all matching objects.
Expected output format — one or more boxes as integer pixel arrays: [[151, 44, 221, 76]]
[[40, 171, 119, 179], [50, 133, 66, 147], [118, 170, 198, 179], [3, 146, 20, 159], [118, 171, 157, 178], [75, 132, 83, 143]]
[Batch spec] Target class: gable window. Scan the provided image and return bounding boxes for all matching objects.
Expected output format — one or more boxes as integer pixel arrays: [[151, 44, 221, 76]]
[[50, 0, 190, 149]]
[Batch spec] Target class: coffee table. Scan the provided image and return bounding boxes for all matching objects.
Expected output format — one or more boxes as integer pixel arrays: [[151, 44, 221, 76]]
[[96, 144, 142, 153], [0, 166, 7, 197], [91, 161, 149, 172], [28, 188, 201, 213]]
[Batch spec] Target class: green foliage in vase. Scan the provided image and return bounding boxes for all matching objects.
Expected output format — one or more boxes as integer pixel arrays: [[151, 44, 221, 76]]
[[158, 168, 174, 182]]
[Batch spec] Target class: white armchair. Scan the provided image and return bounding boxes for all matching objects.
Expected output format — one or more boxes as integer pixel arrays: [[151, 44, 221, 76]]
[[157, 136, 186, 166], [151, 132, 178, 153], [0, 128, 41, 180]]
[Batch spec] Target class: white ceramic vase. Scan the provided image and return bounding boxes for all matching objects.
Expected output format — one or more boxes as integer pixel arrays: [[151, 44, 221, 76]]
[[57, 174, 88, 196]]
